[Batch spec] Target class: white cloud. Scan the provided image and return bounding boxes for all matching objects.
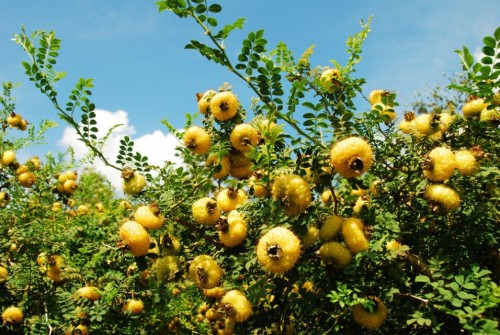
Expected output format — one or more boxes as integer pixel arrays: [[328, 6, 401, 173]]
[[473, 47, 486, 63], [58, 109, 182, 194]]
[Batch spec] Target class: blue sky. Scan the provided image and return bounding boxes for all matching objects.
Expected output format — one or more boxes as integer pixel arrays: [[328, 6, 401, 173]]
[[1, 0, 498, 187]]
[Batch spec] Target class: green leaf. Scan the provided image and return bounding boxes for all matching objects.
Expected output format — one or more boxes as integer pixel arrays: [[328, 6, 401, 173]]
[[208, 4, 222, 13], [207, 17, 217, 27], [451, 298, 462, 307], [455, 275, 464, 285], [483, 46, 495, 56], [462, 282, 476, 290], [494, 26, 500, 40], [483, 36, 496, 48], [457, 291, 475, 300], [415, 275, 430, 283]]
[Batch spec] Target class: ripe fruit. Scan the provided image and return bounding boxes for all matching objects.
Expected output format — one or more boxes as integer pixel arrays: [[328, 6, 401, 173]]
[[228, 150, 253, 179], [425, 184, 461, 211], [415, 113, 440, 136], [76, 205, 89, 216], [206, 155, 230, 179], [119, 200, 132, 209], [423, 147, 456, 181], [63, 179, 78, 194], [271, 174, 311, 216], [480, 107, 499, 123], [0, 266, 8, 283], [342, 218, 369, 254], [330, 137, 373, 178], [1, 150, 16, 166], [301, 225, 319, 248], [220, 290, 253, 323], [463, 97, 487, 117], [256, 226, 301, 273], [119, 221, 151, 256], [0, 192, 10, 207], [65, 324, 88, 335], [353, 196, 370, 214], [76, 286, 101, 301], [319, 241, 352, 269], [189, 255, 223, 289], [218, 210, 248, 247], [183, 126, 211, 154], [203, 286, 226, 299], [217, 188, 247, 212], [319, 68, 342, 91], [210, 91, 239, 121], [352, 297, 388, 330], [230, 124, 260, 153], [155, 255, 181, 283], [122, 169, 146, 195], [399, 112, 416, 134], [17, 119, 28, 131], [123, 299, 144, 314], [197, 89, 217, 114], [135, 204, 164, 229], [95, 202, 104, 212], [368, 90, 389, 105], [438, 113, 454, 133], [455, 150, 478, 175], [6, 113, 22, 127], [192, 197, 221, 225], [2, 306, 23, 324], [18, 171, 36, 188], [319, 215, 343, 242], [248, 176, 267, 197]]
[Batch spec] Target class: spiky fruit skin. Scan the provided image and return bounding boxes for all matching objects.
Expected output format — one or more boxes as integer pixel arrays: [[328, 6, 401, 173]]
[[319, 68, 341, 91], [76, 286, 101, 301], [122, 173, 146, 195], [221, 290, 253, 323], [210, 91, 239, 121], [192, 197, 221, 225], [2, 306, 23, 324], [438, 113, 453, 133], [455, 150, 478, 175], [155, 256, 180, 283], [399, 119, 416, 134], [415, 113, 440, 136], [203, 286, 226, 299], [183, 126, 211, 154], [230, 124, 260, 153], [271, 174, 311, 216], [65, 325, 88, 335], [18, 171, 36, 188], [463, 98, 487, 117], [229, 163, 253, 179], [319, 215, 343, 242], [330, 137, 373, 178], [480, 107, 499, 122], [217, 188, 247, 212], [123, 299, 144, 314], [189, 255, 223, 289], [319, 241, 352, 268], [0, 266, 8, 283], [219, 211, 248, 247], [198, 89, 217, 114], [206, 155, 230, 179], [302, 225, 319, 248], [352, 297, 388, 330], [1, 150, 16, 166], [425, 184, 461, 211], [423, 147, 456, 181], [135, 205, 164, 229], [342, 218, 369, 254], [119, 221, 151, 256], [257, 227, 301, 273], [368, 90, 387, 105]]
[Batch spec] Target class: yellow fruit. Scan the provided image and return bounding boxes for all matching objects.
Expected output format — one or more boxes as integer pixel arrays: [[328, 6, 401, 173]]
[[6, 113, 22, 127], [342, 218, 369, 254], [320, 190, 333, 205], [415, 113, 440, 136], [319, 215, 343, 242], [372, 102, 396, 122], [229, 163, 253, 179], [192, 197, 221, 225], [135, 204, 164, 229], [17, 119, 28, 131], [425, 184, 461, 211], [2, 306, 23, 324], [1, 150, 16, 166], [95, 202, 104, 212], [0, 266, 8, 283], [463, 97, 487, 117], [385, 239, 402, 251], [122, 171, 146, 195], [480, 107, 499, 122], [352, 297, 388, 330], [28, 156, 41, 170], [248, 176, 267, 197], [160, 234, 180, 255], [330, 137, 373, 179], [423, 147, 456, 181], [319, 68, 342, 91], [257, 227, 301, 273], [218, 210, 248, 247], [18, 171, 36, 188], [197, 89, 217, 114], [220, 290, 253, 323], [319, 241, 352, 268], [203, 287, 226, 299], [63, 179, 78, 194], [76, 205, 89, 216], [230, 124, 260, 153], [155, 256, 181, 283], [438, 113, 453, 133], [302, 225, 319, 248], [119, 200, 132, 209], [210, 91, 239, 122], [15, 164, 28, 175], [399, 112, 416, 134], [119, 221, 151, 256], [189, 255, 223, 289], [206, 155, 230, 179], [183, 126, 211, 154], [76, 286, 101, 301], [271, 174, 311, 216], [65, 324, 88, 335], [123, 299, 144, 314], [0, 192, 10, 207], [257, 119, 280, 142], [217, 188, 247, 212], [368, 90, 389, 105], [353, 196, 370, 214], [455, 150, 478, 176]]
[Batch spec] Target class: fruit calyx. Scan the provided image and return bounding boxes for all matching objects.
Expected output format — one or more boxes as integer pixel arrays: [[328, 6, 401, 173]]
[[215, 217, 229, 232], [348, 156, 364, 173], [267, 244, 283, 259], [121, 168, 135, 181], [206, 200, 218, 214], [404, 111, 415, 121]]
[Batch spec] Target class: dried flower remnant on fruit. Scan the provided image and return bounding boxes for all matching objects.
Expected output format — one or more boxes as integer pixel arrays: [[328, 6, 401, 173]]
[[122, 169, 146, 195], [399, 111, 416, 134]]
